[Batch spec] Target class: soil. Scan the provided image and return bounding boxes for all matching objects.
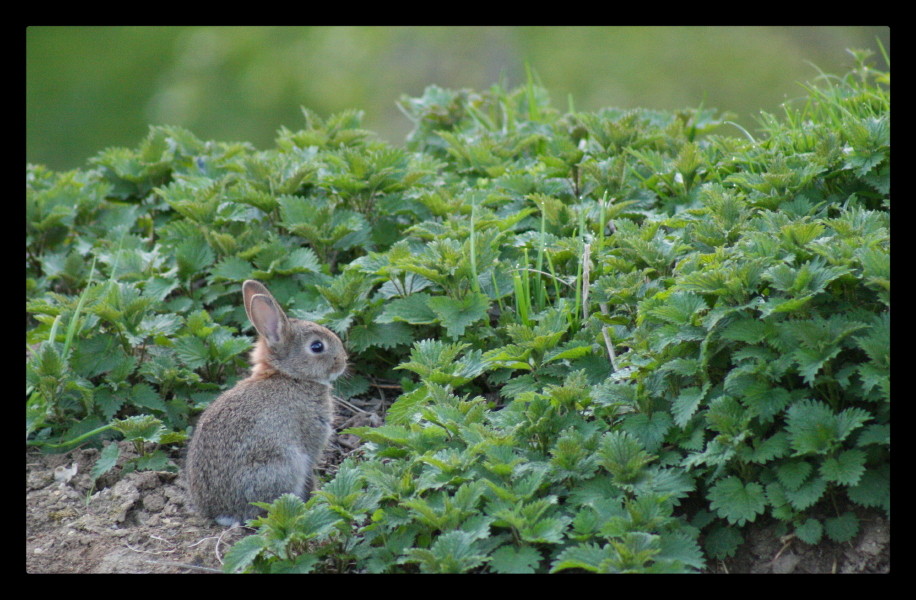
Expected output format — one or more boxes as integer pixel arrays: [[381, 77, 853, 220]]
[[26, 392, 889, 574], [704, 509, 890, 574], [26, 393, 385, 574]]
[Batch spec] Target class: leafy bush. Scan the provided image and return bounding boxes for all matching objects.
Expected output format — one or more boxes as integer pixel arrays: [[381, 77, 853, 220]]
[[26, 50, 889, 572]]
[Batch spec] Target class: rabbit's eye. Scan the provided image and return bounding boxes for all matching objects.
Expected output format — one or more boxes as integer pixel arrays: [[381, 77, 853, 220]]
[[309, 340, 325, 353]]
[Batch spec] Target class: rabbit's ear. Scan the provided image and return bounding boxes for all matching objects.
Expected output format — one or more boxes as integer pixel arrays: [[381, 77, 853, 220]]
[[248, 294, 288, 348], [242, 280, 273, 317]]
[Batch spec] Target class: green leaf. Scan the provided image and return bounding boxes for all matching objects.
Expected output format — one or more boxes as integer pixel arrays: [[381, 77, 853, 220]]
[[519, 516, 570, 545], [742, 432, 790, 464], [657, 532, 705, 571], [598, 430, 655, 485], [785, 399, 870, 456], [783, 475, 826, 510], [738, 384, 792, 423], [395, 339, 487, 386], [131, 382, 167, 412], [344, 424, 411, 447], [376, 293, 438, 324], [856, 424, 889, 447], [847, 465, 889, 511], [543, 342, 593, 364], [819, 449, 867, 486], [427, 292, 490, 339], [721, 318, 768, 344], [134, 449, 173, 471], [672, 386, 705, 428], [703, 525, 743, 559], [90, 442, 121, 482], [620, 412, 673, 453], [488, 545, 542, 574], [795, 518, 823, 544], [268, 554, 321, 574], [550, 542, 613, 573], [209, 256, 253, 282], [346, 321, 414, 352], [111, 414, 168, 443], [175, 238, 215, 281], [824, 512, 859, 543], [253, 495, 341, 543], [222, 534, 269, 573], [776, 460, 812, 491], [404, 530, 488, 573], [646, 291, 707, 325], [173, 336, 210, 370], [707, 477, 766, 527], [275, 247, 322, 274], [793, 345, 841, 386]]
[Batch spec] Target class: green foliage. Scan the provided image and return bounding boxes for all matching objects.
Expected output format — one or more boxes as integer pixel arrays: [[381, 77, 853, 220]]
[[26, 51, 889, 572]]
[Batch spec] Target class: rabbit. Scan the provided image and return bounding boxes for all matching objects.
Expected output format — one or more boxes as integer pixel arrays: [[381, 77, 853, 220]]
[[185, 279, 347, 526]]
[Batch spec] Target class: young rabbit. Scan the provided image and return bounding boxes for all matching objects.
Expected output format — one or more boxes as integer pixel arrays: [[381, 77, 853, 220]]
[[186, 280, 347, 526]]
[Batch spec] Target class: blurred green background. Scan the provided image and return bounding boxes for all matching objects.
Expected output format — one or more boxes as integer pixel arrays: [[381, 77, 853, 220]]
[[27, 26, 889, 171]]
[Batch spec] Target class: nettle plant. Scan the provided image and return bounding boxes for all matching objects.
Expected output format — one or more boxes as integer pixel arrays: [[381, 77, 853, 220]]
[[26, 51, 888, 572]]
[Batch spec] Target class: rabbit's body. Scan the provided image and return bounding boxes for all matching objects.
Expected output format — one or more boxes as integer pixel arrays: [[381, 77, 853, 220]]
[[186, 280, 346, 526]]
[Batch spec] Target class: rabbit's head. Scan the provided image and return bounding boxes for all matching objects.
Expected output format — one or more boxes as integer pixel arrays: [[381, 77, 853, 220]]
[[242, 280, 347, 385]]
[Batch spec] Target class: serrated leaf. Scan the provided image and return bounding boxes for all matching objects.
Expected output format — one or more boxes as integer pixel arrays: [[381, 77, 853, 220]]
[[856, 424, 889, 447], [721, 318, 768, 344], [550, 542, 613, 573], [793, 345, 841, 386], [396, 338, 487, 386], [90, 443, 121, 481], [847, 466, 889, 511], [385, 385, 434, 426], [138, 313, 183, 338], [134, 449, 173, 471], [111, 414, 167, 443], [672, 385, 705, 428], [175, 238, 215, 280], [620, 411, 672, 453], [268, 554, 321, 574], [704, 525, 743, 559], [222, 533, 269, 573], [543, 342, 592, 364], [657, 531, 705, 571], [276, 247, 322, 274], [598, 430, 655, 484], [173, 336, 210, 370], [376, 293, 438, 324], [647, 291, 707, 325], [630, 466, 694, 502], [427, 292, 490, 339], [707, 477, 766, 527], [824, 512, 859, 543], [347, 321, 414, 352], [743, 432, 790, 464], [488, 545, 542, 574], [795, 518, 823, 544], [820, 449, 867, 486], [740, 385, 792, 422], [344, 424, 411, 447], [519, 515, 570, 544], [785, 399, 870, 456], [783, 475, 826, 510], [131, 382, 167, 412], [776, 460, 812, 491], [405, 530, 488, 573]]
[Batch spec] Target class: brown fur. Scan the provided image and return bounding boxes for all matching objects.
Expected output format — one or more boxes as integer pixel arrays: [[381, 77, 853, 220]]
[[185, 280, 347, 526]]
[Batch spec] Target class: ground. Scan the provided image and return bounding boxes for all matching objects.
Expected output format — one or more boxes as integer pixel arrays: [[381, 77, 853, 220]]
[[26, 394, 889, 574], [26, 394, 383, 574]]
